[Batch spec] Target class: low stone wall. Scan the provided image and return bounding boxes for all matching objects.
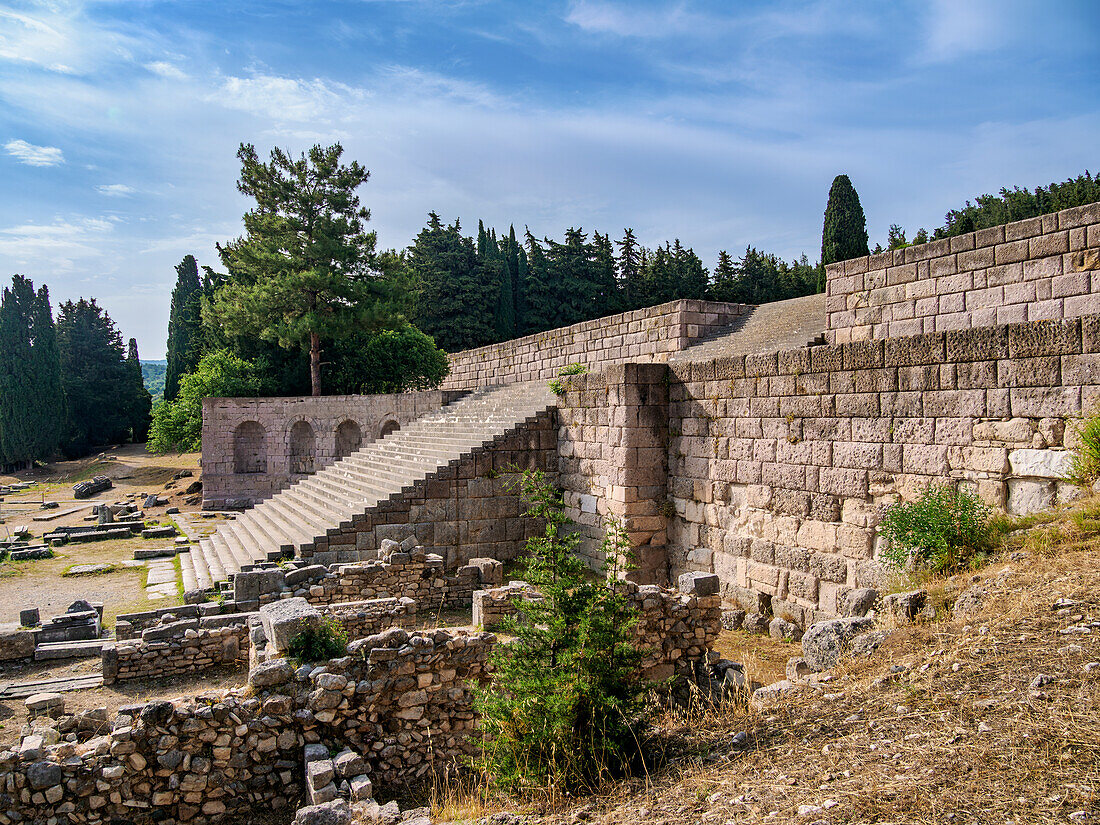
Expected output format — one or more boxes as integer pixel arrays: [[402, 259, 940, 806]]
[[201, 390, 460, 509], [473, 578, 722, 682], [442, 298, 747, 391], [8, 576, 720, 824], [825, 202, 1100, 344], [297, 410, 558, 568], [320, 596, 415, 642], [104, 623, 248, 683]]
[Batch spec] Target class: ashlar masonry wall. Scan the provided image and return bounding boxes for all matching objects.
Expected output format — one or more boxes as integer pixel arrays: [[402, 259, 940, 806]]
[[442, 299, 747, 391], [202, 390, 458, 508], [825, 202, 1100, 343]]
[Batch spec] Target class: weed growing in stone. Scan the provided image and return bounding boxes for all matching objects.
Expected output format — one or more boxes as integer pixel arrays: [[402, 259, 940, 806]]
[[1067, 406, 1100, 487], [879, 484, 993, 573], [288, 617, 347, 663], [548, 362, 588, 395], [475, 470, 648, 797]]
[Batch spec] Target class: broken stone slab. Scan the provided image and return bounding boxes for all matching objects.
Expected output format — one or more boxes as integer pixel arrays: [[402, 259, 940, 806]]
[[24, 692, 64, 719], [249, 658, 295, 688], [349, 774, 373, 801], [65, 563, 114, 576], [882, 590, 927, 624], [73, 476, 112, 499], [294, 800, 351, 825], [841, 587, 879, 617], [769, 616, 802, 642], [142, 619, 199, 642], [260, 597, 321, 654], [0, 624, 37, 661], [801, 616, 876, 671], [141, 525, 177, 540], [20, 608, 39, 627], [333, 749, 366, 778], [742, 612, 770, 635], [133, 546, 180, 560], [677, 571, 720, 597], [34, 639, 105, 661], [9, 546, 52, 560], [721, 609, 746, 630]]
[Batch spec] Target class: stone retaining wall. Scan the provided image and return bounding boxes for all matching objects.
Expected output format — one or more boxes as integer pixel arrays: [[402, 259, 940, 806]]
[[442, 299, 747, 391], [201, 390, 459, 509], [557, 314, 1099, 626], [824, 202, 1100, 344], [105, 623, 248, 683]]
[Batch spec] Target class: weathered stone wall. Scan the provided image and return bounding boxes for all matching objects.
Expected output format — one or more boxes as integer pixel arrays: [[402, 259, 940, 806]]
[[472, 578, 722, 682], [825, 202, 1100, 344], [442, 299, 747, 391], [7, 578, 721, 824], [201, 390, 460, 509], [297, 410, 558, 569], [105, 623, 248, 683], [555, 363, 671, 582], [555, 314, 1099, 626]]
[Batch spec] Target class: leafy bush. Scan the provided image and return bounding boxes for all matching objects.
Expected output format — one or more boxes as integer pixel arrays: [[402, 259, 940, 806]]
[[287, 617, 347, 664], [474, 471, 647, 796], [147, 350, 260, 452], [329, 323, 450, 395], [548, 363, 589, 396], [1067, 407, 1100, 487], [879, 484, 994, 573]]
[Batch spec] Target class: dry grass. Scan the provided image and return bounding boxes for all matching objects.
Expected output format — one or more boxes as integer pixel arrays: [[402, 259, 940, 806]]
[[454, 495, 1100, 825]]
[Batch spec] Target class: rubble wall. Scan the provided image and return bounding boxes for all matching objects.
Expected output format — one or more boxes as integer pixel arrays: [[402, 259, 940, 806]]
[[442, 298, 747, 391], [824, 202, 1100, 344]]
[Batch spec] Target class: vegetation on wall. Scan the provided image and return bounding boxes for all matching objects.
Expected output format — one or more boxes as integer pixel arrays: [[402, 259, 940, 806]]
[[879, 484, 994, 574]]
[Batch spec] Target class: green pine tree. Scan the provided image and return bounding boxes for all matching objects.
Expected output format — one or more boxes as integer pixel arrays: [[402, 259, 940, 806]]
[[523, 229, 555, 334], [212, 143, 390, 396], [164, 254, 203, 402], [615, 229, 642, 311], [591, 231, 618, 316]]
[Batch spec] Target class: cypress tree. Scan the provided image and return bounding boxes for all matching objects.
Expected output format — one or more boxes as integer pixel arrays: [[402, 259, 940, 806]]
[[522, 230, 554, 335], [820, 174, 870, 268], [506, 226, 526, 335], [710, 250, 738, 303], [29, 282, 64, 461], [126, 338, 152, 442], [590, 231, 618, 316], [0, 276, 37, 468], [164, 254, 202, 401], [486, 227, 515, 341]]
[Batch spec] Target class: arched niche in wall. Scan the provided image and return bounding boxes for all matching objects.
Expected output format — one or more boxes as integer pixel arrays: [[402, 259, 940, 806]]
[[380, 419, 400, 439], [335, 419, 362, 459], [233, 421, 267, 475], [289, 420, 316, 475]]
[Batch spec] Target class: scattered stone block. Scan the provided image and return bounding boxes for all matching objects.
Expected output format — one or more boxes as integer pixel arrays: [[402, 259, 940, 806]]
[[678, 571, 720, 596], [882, 590, 927, 624], [801, 616, 876, 671], [841, 587, 879, 617], [24, 692, 64, 720], [20, 608, 40, 627]]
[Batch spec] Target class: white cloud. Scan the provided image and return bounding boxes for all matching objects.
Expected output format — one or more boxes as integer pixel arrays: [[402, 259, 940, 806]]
[[146, 61, 188, 80], [215, 74, 363, 122], [4, 139, 65, 167], [564, 0, 699, 38], [96, 183, 135, 196]]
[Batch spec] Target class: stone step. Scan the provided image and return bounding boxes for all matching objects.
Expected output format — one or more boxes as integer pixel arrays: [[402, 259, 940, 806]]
[[179, 550, 200, 593], [188, 381, 556, 588]]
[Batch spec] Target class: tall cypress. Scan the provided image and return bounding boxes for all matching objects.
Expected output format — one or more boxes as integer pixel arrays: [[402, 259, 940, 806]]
[[523, 230, 554, 334], [29, 283, 64, 461], [164, 254, 203, 401], [820, 174, 870, 268], [591, 231, 618, 316], [0, 276, 37, 468], [487, 227, 515, 341], [126, 338, 152, 442], [506, 226, 526, 335], [616, 229, 642, 312]]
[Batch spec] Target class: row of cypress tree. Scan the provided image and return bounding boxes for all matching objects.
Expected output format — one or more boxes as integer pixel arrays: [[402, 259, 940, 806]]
[[408, 215, 825, 353], [0, 276, 150, 468]]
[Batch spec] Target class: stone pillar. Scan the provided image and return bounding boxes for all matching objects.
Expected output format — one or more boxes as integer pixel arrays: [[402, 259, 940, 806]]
[[604, 362, 670, 585]]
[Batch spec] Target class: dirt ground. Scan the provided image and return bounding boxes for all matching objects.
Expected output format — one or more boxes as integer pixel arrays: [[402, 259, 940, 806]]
[[0, 444, 203, 624]]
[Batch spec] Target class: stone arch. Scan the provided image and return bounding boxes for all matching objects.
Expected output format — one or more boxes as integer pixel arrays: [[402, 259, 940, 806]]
[[380, 418, 400, 439], [233, 421, 267, 475], [335, 420, 362, 459], [289, 420, 316, 475]]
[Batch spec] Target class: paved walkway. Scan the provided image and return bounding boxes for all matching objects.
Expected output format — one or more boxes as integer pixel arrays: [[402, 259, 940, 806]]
[[671, 293, 826, 361]]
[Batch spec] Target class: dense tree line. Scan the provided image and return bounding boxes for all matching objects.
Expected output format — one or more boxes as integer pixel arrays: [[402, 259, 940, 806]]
[[0, 278, 149, 467], [880, 168, 1100, 251], [407, 216, 822, 352]]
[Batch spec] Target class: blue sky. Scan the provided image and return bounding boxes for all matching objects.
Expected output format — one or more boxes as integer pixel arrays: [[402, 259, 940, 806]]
[[1, 0, 1098, 359]]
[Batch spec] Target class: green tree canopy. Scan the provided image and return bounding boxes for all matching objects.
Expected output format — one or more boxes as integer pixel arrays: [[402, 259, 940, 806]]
[[126, 338, 152, 442], [147, 349, 261, 453], [820, 174, 870, 268], [212, 142, 391, 396], [329, 323, 450, 395]]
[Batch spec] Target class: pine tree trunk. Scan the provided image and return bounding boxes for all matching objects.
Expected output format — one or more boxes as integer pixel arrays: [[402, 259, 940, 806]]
[[309, 331, 321, 397]]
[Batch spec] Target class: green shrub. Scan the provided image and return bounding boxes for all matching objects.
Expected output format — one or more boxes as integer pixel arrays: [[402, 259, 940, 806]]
[[287, 617, 347, 663], [548, 363, 588, 396], [1067, 407, 1100, 487], [474, 471, 647, 796], [879, 484, 994, 573]]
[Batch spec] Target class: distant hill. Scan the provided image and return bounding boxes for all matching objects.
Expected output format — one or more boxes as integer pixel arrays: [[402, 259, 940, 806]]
[[141, 360, 167, 401]]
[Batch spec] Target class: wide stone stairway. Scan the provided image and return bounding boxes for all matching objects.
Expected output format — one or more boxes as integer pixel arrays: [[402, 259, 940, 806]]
[[670, 293, 826, 361], [180, 381, 557, 592]]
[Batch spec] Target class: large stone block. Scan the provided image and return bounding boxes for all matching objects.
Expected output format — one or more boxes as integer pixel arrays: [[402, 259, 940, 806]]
[[1008, 449, 1074, 479], [259, 597, 321, 653], [0, 624, 36, 661]]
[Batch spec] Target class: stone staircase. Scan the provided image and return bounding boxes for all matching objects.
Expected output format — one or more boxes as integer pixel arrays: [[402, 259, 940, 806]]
[[180, 381, 557, 592]]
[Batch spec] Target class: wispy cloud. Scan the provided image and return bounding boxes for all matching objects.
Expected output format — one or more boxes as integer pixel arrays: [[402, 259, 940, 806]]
[[96, 183, 135, 196], [564, 0, 702, 39], [146, 61, 188, 80], [4, 139, 65, 167], [215, 74, 363, 122]]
